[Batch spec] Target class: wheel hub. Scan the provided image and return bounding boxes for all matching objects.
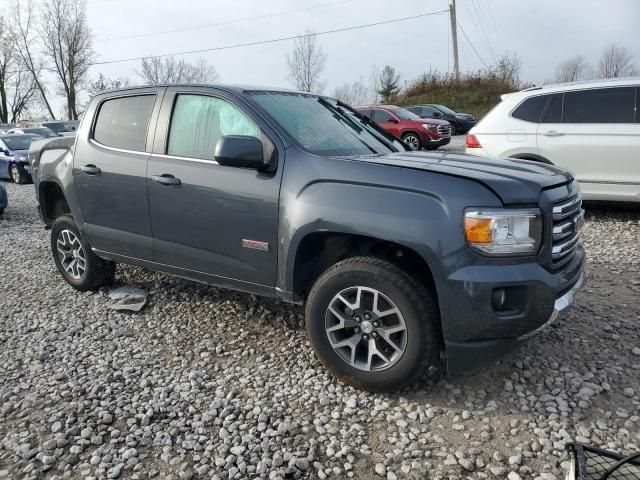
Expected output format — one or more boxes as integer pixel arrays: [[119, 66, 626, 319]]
[[325, 286, 408, 372]]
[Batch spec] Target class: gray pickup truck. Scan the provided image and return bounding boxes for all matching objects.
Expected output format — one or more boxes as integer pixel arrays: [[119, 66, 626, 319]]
[[30, 85, 585, 391]]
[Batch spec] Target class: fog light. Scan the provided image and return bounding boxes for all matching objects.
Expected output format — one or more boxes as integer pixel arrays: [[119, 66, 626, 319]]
[[492, 288, 506, 310]]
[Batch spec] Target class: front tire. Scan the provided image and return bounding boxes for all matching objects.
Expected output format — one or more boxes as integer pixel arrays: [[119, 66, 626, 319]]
[[51, 215, 116, 291], [401, 133, 422, 151], [449, 123, 458, 136], [10, 164, 28, 184], [305, 257, 440, 392]]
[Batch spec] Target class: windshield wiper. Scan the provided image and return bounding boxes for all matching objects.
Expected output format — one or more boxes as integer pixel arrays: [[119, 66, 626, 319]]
[[335, 100, 405, 152], [317, 97, 378, 154]]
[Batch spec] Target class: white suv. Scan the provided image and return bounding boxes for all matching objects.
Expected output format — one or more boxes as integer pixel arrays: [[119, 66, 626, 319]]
[[465, 78, 640, 202]]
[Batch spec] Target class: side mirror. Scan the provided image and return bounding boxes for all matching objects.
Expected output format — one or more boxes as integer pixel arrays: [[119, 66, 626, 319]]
[[387, 117, 399, 124], [215, 135, 272, 170], [3, 149, 10, 156], [432, 111, 442, 117]]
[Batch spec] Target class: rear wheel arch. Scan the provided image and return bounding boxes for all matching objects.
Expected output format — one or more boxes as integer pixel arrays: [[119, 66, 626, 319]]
[[39, 181, 71, 223], [509, 153, 554, 165]]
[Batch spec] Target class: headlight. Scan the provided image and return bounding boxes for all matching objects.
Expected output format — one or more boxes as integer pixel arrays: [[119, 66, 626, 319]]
[[422, 124, 437, 131], [464, 208, 542, 255]]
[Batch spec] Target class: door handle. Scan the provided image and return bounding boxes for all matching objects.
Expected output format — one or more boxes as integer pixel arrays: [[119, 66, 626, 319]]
[[542, 130, 565, 137], [80, 164, 101, 175], [151, 174, 181, 186]]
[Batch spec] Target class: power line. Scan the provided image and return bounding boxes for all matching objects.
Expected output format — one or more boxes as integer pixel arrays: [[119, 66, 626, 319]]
[[467, 0, 497, 63], [96, 0, 356, 43], [456, 19, 489, 69], [92, 9, 449, 66]]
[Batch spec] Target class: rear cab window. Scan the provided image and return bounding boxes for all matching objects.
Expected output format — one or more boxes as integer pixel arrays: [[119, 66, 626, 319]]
[[93, 94, 156, 151]]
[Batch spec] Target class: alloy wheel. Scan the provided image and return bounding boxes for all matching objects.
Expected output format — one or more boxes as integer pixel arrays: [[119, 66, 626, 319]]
[[325, 286, 408, 372], [10, 165, 20, 183], [56, 229, 86, 279], [403, 135, 420, 151]]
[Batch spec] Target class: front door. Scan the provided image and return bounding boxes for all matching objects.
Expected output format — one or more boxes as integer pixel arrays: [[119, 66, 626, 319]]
[[147, 88, 282, 287], [73, 89, 163, 260]]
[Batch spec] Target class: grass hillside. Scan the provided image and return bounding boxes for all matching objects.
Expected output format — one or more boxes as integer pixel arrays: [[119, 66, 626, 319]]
[[395, 70, 522, 119]]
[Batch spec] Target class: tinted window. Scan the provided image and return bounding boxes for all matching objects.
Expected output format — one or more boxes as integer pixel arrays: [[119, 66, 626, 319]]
[[541, 94, 563, 123], [420, 106, 440, 117], [431, 104, 457, 115], [2, 135, 37, 150], [372, 109, 392, 122], [388, 107, 420, 120], [358, 109, 372, 118], [93, 95, 156, 151], [563, 87, 635, 123], [512, 95, 548, 122], [168, 94, 259, 160]]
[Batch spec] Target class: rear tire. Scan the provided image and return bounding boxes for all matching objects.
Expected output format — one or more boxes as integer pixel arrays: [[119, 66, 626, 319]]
[[305, 257, 440, 392], [401, 133, 422, 151], [10, 164, 28, 184], [51, 215, 116, 291]]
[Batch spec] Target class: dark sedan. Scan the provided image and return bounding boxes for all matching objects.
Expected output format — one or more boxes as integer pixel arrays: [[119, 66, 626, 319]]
[[406, 104, 476, 135], [0, 134, 42, 184]]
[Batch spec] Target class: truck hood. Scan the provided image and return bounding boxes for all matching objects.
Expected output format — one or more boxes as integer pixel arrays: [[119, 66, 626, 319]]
[[350, 151, 572, 204]]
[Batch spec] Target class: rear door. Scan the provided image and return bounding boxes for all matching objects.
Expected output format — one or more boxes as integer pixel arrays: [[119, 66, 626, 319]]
[[147, 87, 283, 287], [537, 86, 639, 187], [73, 88, 163, 260]]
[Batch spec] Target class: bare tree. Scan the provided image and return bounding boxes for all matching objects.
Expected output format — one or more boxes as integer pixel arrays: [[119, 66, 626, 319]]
[[87, 74, 132, 97], [598, 44, 636, 78], [0, 17, 14, 123], [137, 56, 219, 85], [493, 52, 522, 88], [8, 68, 38, 122], [6, 0, 56, 119], [555, 55, 592, 83], [333, 78, 371, 106], [286, 29, 327, 93], [40, 0, 94, 120], [369, 65, 381, 103]]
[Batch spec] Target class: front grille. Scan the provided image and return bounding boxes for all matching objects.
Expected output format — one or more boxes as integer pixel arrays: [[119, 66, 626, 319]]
[[550, 193, 583, 269], [437, 125, 451, 136]]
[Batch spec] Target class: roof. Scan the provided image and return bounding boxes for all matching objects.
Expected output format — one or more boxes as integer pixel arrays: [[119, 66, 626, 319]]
[[95, 83, 309, 97], [357, 105, 405, 110], [518, 77, 640, 94]]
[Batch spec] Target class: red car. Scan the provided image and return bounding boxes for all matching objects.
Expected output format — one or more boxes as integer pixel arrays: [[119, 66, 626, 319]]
[[357, 105, 451, 150]]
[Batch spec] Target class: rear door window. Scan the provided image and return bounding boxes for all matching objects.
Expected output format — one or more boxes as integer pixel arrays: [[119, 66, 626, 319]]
[[512, 95, 549, 123], [167, 94, 260, 160], [563, 87, 635, 123], [541, 94, 563, 123], [93, 95, 156, 151]]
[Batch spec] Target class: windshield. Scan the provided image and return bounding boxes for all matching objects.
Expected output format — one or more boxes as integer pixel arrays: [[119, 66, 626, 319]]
[[3, 136, 36, 150], [43, 121, 77, 133], [432, 104, 457, 115], [248, 91, 400, 156], [387, 107, 421, 120]]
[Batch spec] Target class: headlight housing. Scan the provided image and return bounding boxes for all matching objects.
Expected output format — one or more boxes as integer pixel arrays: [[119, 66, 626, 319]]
[[422, 124, 437, 131], [464, 208, 542, 255]]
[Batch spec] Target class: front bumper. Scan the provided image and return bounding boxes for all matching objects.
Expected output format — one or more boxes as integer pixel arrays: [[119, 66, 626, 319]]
[[423, 136, 451, 147], [443, 246, 585, 372]]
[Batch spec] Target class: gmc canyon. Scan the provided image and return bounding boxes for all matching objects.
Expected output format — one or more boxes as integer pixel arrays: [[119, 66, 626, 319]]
[[30, 85, 585, 392]]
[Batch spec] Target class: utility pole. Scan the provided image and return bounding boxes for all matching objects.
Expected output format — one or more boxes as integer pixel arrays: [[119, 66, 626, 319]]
[[449, 0, 460, 81]]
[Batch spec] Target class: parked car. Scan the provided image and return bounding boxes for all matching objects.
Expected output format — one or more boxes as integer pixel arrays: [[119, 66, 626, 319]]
[[0, 133, 42, 183], [407, 104, 476, 135], [357, 105, 451, 150], [7, 127, 61, 138], [465, 78, 640, 202], [30, 120, 79, 136], [31, 85, 584, 392], [0, 181, 7, 215]]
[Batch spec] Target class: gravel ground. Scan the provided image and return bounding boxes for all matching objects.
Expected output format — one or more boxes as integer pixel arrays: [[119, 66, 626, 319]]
[[0, 179, 638, 480]]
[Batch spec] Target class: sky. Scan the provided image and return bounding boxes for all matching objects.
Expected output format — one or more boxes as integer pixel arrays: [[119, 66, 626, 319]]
[[56, 0, 640, 111]]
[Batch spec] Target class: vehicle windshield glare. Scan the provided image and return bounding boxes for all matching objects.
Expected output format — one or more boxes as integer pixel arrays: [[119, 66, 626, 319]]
[[248, 91, 400, 156], [3, 136, 37, 150], [432, 104, 457, 115], [388, 107, 421, 120]]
